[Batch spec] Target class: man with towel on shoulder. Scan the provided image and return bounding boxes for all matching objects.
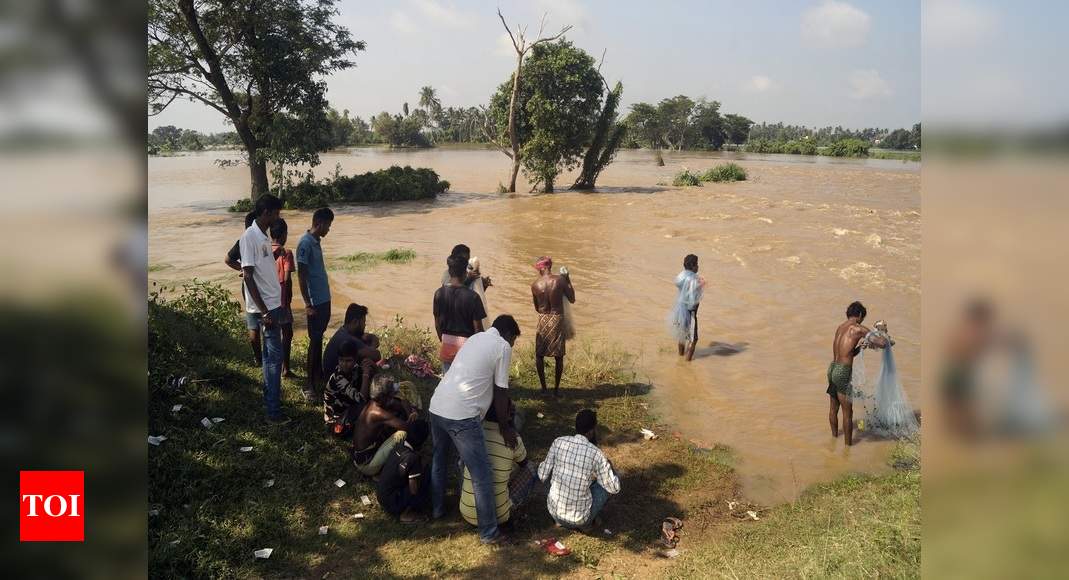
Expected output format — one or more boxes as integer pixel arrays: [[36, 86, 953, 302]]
[[531, 256, 576, 397]]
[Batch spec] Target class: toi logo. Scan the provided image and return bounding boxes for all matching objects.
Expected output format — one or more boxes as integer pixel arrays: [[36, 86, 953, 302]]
[[19, 471, 84, 542]]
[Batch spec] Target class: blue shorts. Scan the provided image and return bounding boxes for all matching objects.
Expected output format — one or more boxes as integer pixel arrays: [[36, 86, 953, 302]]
[[246, 308, 293, 330], [245, 311, 260, 331], [307, 301, 331, 340]]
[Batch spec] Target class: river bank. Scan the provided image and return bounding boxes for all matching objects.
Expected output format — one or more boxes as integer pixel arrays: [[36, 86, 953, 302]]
[[147, 284, 919, 577]]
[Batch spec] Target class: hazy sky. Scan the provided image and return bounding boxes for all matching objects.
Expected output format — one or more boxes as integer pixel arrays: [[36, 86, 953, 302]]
[[153, 0, 922, 133]]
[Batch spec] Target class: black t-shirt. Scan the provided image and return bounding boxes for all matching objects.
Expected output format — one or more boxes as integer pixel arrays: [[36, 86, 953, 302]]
[[322, 327, 369, 376], [376, 443, 422, 501], [433, 285, 487, 337]]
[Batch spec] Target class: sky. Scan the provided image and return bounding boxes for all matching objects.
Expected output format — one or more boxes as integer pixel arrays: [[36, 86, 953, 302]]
[[151, 0, 925, 133]]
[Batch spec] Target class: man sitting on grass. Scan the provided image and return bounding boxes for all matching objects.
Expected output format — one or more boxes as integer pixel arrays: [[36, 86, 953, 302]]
[[322, 303, 381, 399], [377, 419, 431, 523], [323, 341, 366, 438], [538, 409, 620, 530], [459, 400, 532, 529], [352, 375, 419, 477]]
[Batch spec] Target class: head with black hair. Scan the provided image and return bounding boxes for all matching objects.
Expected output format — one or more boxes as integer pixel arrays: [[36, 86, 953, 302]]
[[684, 254, 699, 272], [270, 218, 288, 244], [244, 211, 258, 228], [311, 207, 334, 238], [491, 314, 521, 346], [450, 244, 471, 260], [846, 301, 867, 322], [369, 374, 397, 404], [337, 340, 360, 375], [575, 409, 598, 442], [405, 419, 430, 449], [254, 194, 283, 228], [344, 303, 369, 335], [447, 253, 468, 280]]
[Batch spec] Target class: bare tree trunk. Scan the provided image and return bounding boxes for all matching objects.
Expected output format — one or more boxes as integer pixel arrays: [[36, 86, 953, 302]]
[[507, 56, 522, 193], [249, 158, 269, 199]]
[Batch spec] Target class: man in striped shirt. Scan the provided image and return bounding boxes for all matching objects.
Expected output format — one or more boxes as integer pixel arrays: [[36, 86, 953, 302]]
[[459, 400, 530, 527], [538, 409, 621, 528]]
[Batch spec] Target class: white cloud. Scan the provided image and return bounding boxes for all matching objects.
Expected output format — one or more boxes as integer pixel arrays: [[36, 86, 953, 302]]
[[802, 0, 871, 48], [923, 0, 998, 49], [848, 69, 891, 99], [536, 0, 588, 33], [744, 75, 778, 93], [412, 0, 473, 29], [390, 12, 417, 35]]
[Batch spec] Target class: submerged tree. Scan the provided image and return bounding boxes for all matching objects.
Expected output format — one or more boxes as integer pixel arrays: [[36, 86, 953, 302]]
[[494, 9, 572, 193], [572, 81, 626, 190], [149, 0, 364, 199]]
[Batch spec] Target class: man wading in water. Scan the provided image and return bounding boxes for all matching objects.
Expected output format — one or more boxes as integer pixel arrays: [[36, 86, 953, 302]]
[[828, 301, 888, 445], [531, 256, 575, 397]]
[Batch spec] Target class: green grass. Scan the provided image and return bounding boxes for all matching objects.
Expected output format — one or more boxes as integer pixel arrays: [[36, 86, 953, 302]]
[[700, 162, 748, 183], [870, 149, 922, 161], [149, 263, 172, 272], [672, 169, 702, 187], [330, 248, 416, 271]]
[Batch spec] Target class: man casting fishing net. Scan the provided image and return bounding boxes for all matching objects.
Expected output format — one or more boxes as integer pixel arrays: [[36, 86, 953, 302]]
[[827, 301, 889, 446]]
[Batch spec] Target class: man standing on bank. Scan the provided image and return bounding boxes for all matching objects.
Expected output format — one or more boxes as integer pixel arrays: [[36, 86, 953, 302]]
[[297, 207, 334, 403], [531, 256, 575, 397]]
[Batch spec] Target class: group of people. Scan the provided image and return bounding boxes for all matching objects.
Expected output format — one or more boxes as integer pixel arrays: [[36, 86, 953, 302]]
[[226, 194, 617, 543]]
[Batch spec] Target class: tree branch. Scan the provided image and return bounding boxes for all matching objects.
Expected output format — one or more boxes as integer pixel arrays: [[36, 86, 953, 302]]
[[497, 8, 520, 53], [529, 24, 572, 48]]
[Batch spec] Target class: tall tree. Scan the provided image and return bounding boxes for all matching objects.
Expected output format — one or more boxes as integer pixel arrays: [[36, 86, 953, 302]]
[[723, 113, 754, 145], [573, 81, 626, 190], [148, 0, 363, 199], [657, 95, 695, 151], [494, 9, 572, 193]]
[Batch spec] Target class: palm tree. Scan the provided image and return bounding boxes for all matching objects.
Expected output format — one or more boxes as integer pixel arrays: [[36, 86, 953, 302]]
[[418, 86, 441, 114]]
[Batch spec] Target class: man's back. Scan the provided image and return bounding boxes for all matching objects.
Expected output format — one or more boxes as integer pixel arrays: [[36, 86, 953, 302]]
[[429, 329, 511, 421], [538, 434, 620, 525], [531, 275, 565, 314], [434, 284, 486, 337], [460, 422, 526, 525]]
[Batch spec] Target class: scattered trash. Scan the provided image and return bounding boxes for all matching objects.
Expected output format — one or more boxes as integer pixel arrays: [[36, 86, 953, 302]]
[[297, 443, 309, 453], [536, 412, 545, 419], [253, 548, 273, 559], [169, 539, 181, 546], [147, 435, 167, 446], [318, 526, 329, 535], [239, 446, 254, 452], [171, 404, 183, 413], [360, 495, 371, 505], [746, 510, 760, 521], [262, 479, 275, 488], [352, 513, 365, 519], [537, 537, 571, 557], [334, 479, 346, 488], [148, 509, 160, 517], [661, 517, 684, 548], [662, 548, 680, 559], [640, 428, 657, 440], [603, 528, 613, 536], [404, 354, 435, 378], [727, 500, 738, 511], [200, 417, 213, 429], [211, 417, 225, 423]]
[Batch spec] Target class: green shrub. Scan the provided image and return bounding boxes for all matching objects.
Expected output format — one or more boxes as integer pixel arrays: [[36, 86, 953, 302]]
[[229, 166, 450, 211], [700, 162, 748, 182], [333, 248, 417, 271], [672, 169, 702, 187], [745, 139, 816, 155], [823, 138, 870, 158], [148, 280, 244, 387]]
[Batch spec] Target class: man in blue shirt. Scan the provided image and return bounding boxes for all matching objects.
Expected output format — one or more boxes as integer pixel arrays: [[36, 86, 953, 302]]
[[297, 207, 334, 403]]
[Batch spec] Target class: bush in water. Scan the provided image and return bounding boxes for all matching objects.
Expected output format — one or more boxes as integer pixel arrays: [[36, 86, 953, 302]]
[[823, 138, 870, 158], [229, 166, 450, 211], [672, 169, 703, 187], [700, 162, 748, 182]]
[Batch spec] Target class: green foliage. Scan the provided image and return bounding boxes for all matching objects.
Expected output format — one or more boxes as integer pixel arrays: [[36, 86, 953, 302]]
[[148, 280, 244, 387], [824, 138, 871, 157], [229, 166, 448, 211], [672, 169, 702, 187], [332, 248, 417, 271], [572, 81, 626, 190], [489, 40, 604, 192], [371, 111, 430, 148], [723, 113, 754, 145], [745, 139, 817, 155], [700, 162, 747, 182]]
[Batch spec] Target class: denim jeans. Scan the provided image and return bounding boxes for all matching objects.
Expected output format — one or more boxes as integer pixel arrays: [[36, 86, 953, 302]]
[[258, 307, 284, 418], [554, 481, 611, 528], [430, 413, 499, 542]]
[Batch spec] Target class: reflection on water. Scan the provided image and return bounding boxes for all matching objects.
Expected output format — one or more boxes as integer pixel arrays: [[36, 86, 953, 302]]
[[149, 148, 919, 504]]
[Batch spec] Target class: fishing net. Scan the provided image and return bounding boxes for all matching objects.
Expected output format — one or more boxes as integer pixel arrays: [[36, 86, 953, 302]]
[[852, 332, 918, 439], [666, 270, 704, 342]]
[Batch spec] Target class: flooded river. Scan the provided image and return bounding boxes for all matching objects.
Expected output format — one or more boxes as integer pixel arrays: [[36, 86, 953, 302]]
[[149, 147, 920, 504]]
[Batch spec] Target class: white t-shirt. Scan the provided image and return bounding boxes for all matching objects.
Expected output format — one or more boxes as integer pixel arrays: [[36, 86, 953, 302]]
[[239, 223, 282, 314], [429, 328, 511, 421]]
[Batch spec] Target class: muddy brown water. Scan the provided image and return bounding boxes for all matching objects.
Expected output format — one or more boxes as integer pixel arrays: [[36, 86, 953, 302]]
[[149, 147, 920, 504]]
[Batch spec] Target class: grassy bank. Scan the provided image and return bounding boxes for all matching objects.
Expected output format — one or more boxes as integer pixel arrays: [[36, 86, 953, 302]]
[[330, 248, 417, 272], [148, 281, 919, 578]]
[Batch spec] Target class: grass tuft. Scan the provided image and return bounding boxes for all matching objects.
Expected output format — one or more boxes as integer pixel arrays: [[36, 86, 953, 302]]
[[331, 248, 416, 271], [700, 162, 748, 183], [672, 169, 702, 187]]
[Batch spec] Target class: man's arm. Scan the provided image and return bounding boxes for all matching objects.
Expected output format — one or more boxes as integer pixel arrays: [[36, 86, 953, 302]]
[[563, 275, 576, 304], [493, 387, 515, 448], [432, 291, 443, 341], [537, 440, 556, 482], [296, 263, 314, 316], [859, 325, 888, 349], [242, 266, 273, 325], [225, 241, 242, 271], [595, 451, 621, 494]]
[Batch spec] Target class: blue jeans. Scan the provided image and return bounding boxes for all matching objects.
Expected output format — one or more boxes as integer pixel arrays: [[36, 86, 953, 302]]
[[257, 307, 284, 418], [554, 481, 611, 528], [430, 413, 499, 542]]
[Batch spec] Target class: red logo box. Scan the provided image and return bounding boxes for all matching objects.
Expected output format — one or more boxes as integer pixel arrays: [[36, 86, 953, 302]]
[[19, 471, 84, 542]]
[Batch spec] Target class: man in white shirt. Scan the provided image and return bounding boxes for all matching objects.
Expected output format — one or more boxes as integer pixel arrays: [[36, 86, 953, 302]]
[[428, 315, 521, 545], [239, 193, 289, 425], [538, 409, 620, 528]]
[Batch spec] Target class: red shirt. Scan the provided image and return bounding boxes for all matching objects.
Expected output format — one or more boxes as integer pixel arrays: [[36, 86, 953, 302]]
[[272, 243, 296, 307]]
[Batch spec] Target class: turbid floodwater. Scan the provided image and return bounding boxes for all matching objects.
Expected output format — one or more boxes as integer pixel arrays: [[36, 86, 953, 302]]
[[149, 147, 919, 504]]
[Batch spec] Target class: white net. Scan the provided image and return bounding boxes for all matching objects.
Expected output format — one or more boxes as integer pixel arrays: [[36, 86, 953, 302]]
[[852, 333, 918, 439]]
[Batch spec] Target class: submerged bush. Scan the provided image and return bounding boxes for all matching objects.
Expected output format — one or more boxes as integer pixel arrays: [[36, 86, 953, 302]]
[[745, 139, 816, 155], [229, 166, 450, 211], [700, 162, 748, 182], [672, 169, 703, 187], [823, 138, 870, 158]]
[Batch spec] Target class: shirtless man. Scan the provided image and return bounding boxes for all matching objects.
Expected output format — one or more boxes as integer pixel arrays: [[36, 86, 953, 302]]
[[828, 301, 888, 446], [531, 256, 576, 396], [352, 375, 419, 476]]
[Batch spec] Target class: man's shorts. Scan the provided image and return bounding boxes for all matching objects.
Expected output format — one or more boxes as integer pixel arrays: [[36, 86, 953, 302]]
[[245, 308, 292, 330], [245, 311, 260, 331], [307, 301, 331, 340]]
